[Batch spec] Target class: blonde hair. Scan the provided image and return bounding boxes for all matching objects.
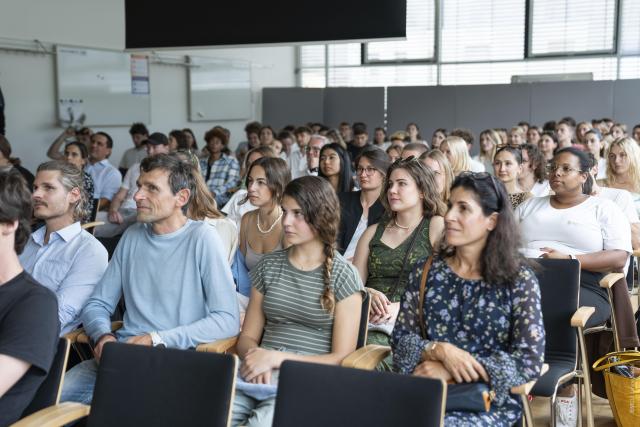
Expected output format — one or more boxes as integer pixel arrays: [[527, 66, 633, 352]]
[[606, 137, 640, 193], [420, 149, 455, 202], [479, 129, 500, 161], [442, 136, 471, 175]]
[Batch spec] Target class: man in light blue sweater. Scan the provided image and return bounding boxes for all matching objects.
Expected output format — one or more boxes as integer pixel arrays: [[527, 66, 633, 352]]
[[61, 153, 240, 404]]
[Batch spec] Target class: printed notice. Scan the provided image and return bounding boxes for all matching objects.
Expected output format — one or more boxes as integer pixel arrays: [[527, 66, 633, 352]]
[[131, 55, 150, 95]]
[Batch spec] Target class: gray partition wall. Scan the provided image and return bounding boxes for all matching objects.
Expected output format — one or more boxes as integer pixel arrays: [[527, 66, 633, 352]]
[[323, 87, 385, 130], [262, 88, 324, 130], [264, 80, 640, 146]]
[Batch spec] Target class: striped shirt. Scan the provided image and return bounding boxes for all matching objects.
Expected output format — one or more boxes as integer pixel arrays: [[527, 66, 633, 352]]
[[251, 248, 363, 355]]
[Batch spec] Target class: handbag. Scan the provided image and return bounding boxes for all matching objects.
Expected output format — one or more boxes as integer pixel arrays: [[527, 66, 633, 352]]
[[418, 256, 494, 413], [593, 350, 640, 427]]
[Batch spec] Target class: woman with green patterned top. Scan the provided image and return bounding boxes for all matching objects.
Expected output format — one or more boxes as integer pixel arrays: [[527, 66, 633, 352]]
[[353, 157, 446, 370]]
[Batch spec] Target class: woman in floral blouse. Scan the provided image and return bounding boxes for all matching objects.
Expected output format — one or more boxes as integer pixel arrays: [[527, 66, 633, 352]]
[[392, 172, 545, 426]]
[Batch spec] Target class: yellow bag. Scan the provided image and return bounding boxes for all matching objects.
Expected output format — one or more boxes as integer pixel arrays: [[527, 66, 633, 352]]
[[592, 350, 640, 427]]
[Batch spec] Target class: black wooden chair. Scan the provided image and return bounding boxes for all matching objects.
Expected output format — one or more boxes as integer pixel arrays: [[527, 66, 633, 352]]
[[13, 343, 238, 427], [273, 360, 446, 427]]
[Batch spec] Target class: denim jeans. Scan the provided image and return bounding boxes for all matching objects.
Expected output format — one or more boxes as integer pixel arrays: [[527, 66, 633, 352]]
[[60, 359, 99, 405], [231, 390, 276, 427]]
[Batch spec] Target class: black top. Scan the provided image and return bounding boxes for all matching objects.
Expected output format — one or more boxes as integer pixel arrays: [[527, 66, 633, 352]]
[[0, 271, 59, 426], [14, 165, 34, 191], [346, 143, 371, 167], [337, 191, 385, 255]]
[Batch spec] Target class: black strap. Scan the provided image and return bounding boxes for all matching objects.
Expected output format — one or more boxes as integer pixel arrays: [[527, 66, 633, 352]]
[[388, 217, 426, 300]]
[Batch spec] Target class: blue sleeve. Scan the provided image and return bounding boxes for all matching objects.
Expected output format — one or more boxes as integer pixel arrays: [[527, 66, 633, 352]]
[[81, 234, 126, 343], [157, 226, 240, 348], [103, 168, 123, 200], [56, 237, 108, 334], [474, 267, 546, 406], [392, 258, 430, 374]]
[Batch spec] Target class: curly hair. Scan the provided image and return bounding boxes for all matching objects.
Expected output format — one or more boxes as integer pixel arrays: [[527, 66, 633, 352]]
[[283, 176, 340, 314], [381, 157, 447, 220], [521, 143, 548, 183]]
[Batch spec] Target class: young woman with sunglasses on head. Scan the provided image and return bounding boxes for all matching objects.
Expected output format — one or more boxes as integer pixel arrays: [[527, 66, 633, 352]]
[[231, 177, 363, 427], [337, 147, 390, 261], [353, 157, 446, 370], [515, 147, 631, 424], [393, 172, 545, 426]]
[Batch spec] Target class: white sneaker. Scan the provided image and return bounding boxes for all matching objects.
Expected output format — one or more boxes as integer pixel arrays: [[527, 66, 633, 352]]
[[555, 394, 578, 427]]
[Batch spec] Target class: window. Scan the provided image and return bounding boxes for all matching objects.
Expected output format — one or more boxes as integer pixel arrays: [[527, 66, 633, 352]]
[[440, 0, 525, 62], [528, 0, 617, 56], [619, 0, 640, 55], [365, 0, 436, 62]]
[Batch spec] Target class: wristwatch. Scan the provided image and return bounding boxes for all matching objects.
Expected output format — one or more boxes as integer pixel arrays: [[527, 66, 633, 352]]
[[568, 254, 577, 260], [422, 341, 438, 360], [150, 331, 166, 348]]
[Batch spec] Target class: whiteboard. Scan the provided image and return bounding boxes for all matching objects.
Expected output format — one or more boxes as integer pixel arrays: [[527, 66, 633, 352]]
[[56, 46, 151, 126], [188, 57, 251, 121]]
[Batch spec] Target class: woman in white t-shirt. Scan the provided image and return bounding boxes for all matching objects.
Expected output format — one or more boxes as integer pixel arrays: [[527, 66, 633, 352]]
[[515, 147, 630, 328]]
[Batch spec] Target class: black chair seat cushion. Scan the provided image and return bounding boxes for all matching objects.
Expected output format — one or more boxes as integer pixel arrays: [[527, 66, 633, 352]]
[[531, 360, 577, 397]]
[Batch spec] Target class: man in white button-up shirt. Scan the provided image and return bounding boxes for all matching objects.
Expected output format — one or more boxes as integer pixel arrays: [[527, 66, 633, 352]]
[[20, 161, 108, 335], [85, 132, 122, 211]]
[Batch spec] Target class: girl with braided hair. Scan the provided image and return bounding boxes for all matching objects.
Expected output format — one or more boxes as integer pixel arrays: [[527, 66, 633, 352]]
[[232, 176, 364, 427]]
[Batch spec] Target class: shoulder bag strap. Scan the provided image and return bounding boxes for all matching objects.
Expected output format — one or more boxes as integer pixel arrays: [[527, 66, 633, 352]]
[[418, 256, 434, 340]]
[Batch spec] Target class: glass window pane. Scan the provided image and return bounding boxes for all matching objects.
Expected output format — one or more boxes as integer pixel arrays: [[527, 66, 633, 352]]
[[529, 0, 616, 56]]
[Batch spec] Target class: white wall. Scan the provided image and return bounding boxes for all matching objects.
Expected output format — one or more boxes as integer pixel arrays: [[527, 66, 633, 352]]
[[0, 0, 295, 172]]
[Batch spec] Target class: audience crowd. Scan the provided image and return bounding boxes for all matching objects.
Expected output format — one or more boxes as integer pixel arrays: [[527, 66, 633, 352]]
[[1, 115, 640, 426]]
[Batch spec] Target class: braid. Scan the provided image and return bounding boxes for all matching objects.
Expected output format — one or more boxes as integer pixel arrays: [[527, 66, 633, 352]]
[[321, 243, 336, 314]]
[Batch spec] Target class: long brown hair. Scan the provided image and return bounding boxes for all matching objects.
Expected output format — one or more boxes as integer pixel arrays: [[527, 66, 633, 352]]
[[381, 157, 447, 220], [242, 157, 291, 205], [283, 176, 340, 314]]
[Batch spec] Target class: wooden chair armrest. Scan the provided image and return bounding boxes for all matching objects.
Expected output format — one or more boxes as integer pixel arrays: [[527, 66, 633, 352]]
[[196, 336, 238, 353], [81, 221, 105, 230], [341, 345, 391, 370], [510, 364, 549, 395], [571, 306, 595, 328], [65, 321, 123, 345], [11, 402, 90, 427], [633, 249, 640, 258], [599, 272, 625, 289]]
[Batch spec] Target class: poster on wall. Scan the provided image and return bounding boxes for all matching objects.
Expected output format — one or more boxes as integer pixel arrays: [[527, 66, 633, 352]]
[[131, 55, 150, 95]]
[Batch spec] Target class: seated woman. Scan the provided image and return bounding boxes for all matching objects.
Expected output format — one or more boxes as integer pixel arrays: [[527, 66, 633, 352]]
[[439, 136, 476, 176], [538, 131, 558, 163], [318, 143, 353, 193], [515, 147, 631, 423], [431, 128, 447, 150], [601, 136, 640, 216], [386, 144, 402, 163], [392, 172, 545, 426], [519, 143, 551, 197], [493, 146, 532, 209], [584, 130, 607, 180], [516, 147, 630, 324], [420, 149, 454, 204], [337, 147, 390, 260], [473, 129, 499, 175], [239, 157, 291, 273], [232, 176, 364, 427], [222, 146, 277, 227], [64, 141, 95, 221], [353, 158, 445, 370]]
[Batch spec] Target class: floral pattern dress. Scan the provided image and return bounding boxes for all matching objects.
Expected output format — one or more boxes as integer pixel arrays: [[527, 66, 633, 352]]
[[392, 255, 545, 426]]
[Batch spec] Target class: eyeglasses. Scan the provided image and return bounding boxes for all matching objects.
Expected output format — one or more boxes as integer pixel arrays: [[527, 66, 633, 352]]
[[356, 166, 378, 176], [457, 171, 503, 210], [546, 164, 582, 175], [305, 146, 321, 154]]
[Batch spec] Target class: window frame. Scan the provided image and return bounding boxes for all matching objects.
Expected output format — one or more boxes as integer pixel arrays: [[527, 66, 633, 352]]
[[525, 0, 620, 58]]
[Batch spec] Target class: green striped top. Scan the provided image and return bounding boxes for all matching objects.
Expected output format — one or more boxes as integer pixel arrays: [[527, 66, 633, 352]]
[[250, 248, 364, 355]]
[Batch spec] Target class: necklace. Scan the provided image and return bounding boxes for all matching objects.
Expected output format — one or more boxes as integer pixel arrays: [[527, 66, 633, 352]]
[[257, 208, 283, 234], [394, 216, 421, 230]]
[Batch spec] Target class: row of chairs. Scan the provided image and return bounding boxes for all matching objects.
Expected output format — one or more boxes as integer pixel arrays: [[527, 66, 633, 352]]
[[12, 259, 634, 426]]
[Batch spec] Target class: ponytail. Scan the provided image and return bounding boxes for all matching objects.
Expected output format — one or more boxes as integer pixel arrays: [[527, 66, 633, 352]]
[[321, 243, 336, 314]]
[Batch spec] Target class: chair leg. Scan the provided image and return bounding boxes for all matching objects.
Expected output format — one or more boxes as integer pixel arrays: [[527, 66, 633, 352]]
[[576, 377, 583, 427], [550, 392, 557, 427], [577, 327, 594, 427], [520, 394, 533, 427]]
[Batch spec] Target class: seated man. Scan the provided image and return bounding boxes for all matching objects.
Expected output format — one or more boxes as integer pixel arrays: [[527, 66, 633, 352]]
[[62, 153, 240, 404], [94, 132, 169, 238], [0, 169, 59, 425], [119, 122, 149, 176], [85, 131, 122, 211], [20, 161, 108, 335]]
